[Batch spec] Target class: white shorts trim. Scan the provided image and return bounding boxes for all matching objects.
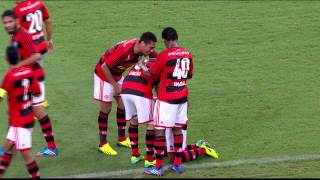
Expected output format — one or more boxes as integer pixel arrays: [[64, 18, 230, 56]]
[[6, 126, 33, 150], [121, 94, 154, 124], [93, 74, 123, 103], [32, 80, 45, 106], [153, 100, 188, 129]]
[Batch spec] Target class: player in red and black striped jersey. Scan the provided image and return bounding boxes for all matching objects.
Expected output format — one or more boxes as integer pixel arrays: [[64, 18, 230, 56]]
[[0, 46, 40, 178], [121, 58, 158, 166], [93, 32, 157, 156], [2, 10, 58, 157], [13, 0, 53, 54], [145, 27, 194, 176]]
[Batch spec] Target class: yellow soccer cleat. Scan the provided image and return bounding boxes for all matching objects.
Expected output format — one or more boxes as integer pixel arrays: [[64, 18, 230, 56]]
[[202, 145, 219, 159], [98, 143, 118, 156], [144, 159, 156, 168], [116, 137, 131, 148], [131, 155, 145, 164], [43, 100, 49, 108]]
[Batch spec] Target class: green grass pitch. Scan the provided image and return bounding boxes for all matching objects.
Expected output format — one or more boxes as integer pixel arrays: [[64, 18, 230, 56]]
[[0, 0, 320, 178]]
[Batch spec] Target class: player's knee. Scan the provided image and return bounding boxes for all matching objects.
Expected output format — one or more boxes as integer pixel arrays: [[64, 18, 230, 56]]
[[130, 118, 138, 125], [100, 103, 112, 114]]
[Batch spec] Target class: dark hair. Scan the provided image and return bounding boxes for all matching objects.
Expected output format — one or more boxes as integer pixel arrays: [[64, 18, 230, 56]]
[[162, 27, 178, 41], [139, 32, 157, 44], [6, 46, 20, 65], [2, 10, 17, 19]]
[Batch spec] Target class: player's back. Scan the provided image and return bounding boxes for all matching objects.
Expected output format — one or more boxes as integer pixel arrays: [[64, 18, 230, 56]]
[[153, 47, 193, 104], [122, 60, 156, 99], [14, 0, 49, 54], [2, 67, 40, 127], [95, 38, 139, 82]]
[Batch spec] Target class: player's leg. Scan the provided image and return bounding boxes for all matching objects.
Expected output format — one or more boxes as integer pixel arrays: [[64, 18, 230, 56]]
[[168, 126, 184, 173], [114, 95, 130, 148], [144, 122, 155, 167], [33, 80, 58, 157], [195, 139, 219, 159], [121, 94, 142, 163], [33, 105, 58, 157], [0, 139, 15, 178], [165, 128, 175, 163], [38, 55, 49, 109], [94, 73, 117, 155], [16, 127, 40, 178], [145, 100, 176, 176], [20, 149, 40, 179], [168, 102, 189, 174]]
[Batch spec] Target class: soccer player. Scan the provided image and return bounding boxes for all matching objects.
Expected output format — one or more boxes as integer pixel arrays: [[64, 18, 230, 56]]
[[13, 0, 53, 53], [13, 0, 53, 108], [2, 10, 58, 157], [94, 32, 157, 155], [0, 46, 41, 178], [121, 57, 158, 167], [145, 27, 194, 176]]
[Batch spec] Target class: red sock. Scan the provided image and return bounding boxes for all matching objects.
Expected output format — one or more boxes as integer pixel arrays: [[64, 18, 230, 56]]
[[98, 111, 109, 147], [129, 123, 139, 156], [155, 135, 165, 169], [145, 130, 155, 162], [0, 152, 13, 177], [116, 108, 126, 142], [26, 161, 40, 179], [39, 115, 56, 149], [173, 134, 183, 166]]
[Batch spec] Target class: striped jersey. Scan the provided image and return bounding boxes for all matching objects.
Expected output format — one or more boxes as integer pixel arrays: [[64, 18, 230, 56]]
[[149, 47, 193, 104], [11, 27, 45, 82], [1, 67, 41, 127], [121, 61, 156, 99], [14, 0, 50, 54]]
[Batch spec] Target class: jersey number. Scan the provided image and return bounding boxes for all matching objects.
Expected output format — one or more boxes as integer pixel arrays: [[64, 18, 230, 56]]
[[172, 58, 190, 79], [26, 10, 43, 34], [21, 78, 30, 101]]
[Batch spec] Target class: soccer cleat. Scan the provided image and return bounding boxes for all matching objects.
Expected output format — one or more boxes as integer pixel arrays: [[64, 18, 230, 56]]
[[35, 147, 58, 157], [131, 155, 145, 164], [168, 164, 185, 174], [144, 159, 156, 168], [116, 137, 131, 148], [0, 147, 4, 156], [98, 143, 118, 156], [201, 145, 219, 159], [144, 165, 164, 176], [43, 100, 49, 108], [195, 139, 206, 147]]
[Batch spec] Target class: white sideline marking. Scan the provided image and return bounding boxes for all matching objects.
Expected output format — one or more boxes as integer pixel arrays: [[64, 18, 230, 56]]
[[54, 153, 320, 178]]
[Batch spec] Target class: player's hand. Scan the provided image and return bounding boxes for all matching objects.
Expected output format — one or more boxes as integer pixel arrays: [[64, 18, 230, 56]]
[[112, 83, 121, 96], [47, 39, 54, 52], [10, 63, 21, 69]]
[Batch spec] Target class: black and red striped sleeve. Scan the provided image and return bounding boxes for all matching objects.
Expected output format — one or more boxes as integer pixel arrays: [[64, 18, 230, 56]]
[[105, 45, 130, 68]]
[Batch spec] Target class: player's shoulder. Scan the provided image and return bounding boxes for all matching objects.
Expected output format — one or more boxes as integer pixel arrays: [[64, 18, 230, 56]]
[[8, 67, 33, 79], [119, 38, 139, 48]]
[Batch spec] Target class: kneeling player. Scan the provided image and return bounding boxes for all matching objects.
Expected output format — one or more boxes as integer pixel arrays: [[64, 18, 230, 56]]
[[121, 57, 157, 167], [0, 46, 40, 178]]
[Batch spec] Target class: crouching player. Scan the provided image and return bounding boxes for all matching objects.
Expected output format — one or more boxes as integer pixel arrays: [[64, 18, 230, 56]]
[[0, 46, 40, 178], [121, 57, 157, 167]]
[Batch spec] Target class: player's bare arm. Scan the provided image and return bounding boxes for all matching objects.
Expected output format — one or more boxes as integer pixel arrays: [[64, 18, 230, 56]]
[[44, 18, 53, 52], [14, 53, 42, 68]]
